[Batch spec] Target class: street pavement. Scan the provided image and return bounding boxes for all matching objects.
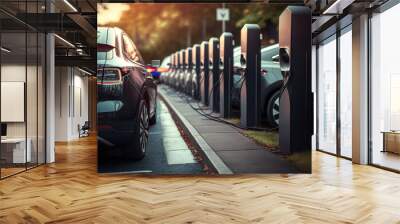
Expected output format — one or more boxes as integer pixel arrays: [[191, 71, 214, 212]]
[[98, 99, 203, 174], [159, 85, 300, 174]]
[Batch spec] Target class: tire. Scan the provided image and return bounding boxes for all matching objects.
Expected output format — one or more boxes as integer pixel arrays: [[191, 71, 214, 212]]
[[125, 99, 149, 160], [266, 90, 280, 128], [149, 102, 157, 125]]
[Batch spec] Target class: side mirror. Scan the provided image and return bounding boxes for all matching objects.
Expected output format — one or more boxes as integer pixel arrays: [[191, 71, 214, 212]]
[[151, 59, 161, 67]]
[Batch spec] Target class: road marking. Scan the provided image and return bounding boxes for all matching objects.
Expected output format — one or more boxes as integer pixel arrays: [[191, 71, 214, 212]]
[[158, 100, 197, 165]]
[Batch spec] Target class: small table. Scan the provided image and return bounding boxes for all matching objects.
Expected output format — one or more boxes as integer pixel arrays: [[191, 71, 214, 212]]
[[1, 138, 31, 163], [382, 131, 400, 154]]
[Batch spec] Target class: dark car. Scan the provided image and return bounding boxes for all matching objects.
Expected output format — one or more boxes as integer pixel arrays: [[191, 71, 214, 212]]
[[97, 27, 157, 160], [232, 44, 282, 128]]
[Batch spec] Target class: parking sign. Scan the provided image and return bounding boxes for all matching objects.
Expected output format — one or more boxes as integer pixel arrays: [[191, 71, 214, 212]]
[[217, 8, 229, 21]]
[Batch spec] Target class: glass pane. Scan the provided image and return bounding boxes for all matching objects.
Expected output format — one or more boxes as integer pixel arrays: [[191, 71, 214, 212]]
[[371, 4, 400, 171], [339, 29, 352, 158], [1, 29, 27, 178], [312, 45, 317, 150], [38, 32, 45, 165], [27, 31, 38, 169], [317, 37, 337, 154]]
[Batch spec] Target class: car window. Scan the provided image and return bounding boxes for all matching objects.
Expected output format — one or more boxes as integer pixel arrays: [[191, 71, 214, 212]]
[[122, 33, 144, 64], [97, 51, 113, 60], [97, 28, 113, 60], [97, 27, 112, 45], [261, 45, 279, 62]]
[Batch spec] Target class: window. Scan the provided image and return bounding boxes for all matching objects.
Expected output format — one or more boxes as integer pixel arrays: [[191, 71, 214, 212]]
[[317, 35, 337, 155], [339, 28, 352, 158], [0, 1, 46, 179], [370, 3, 400, 171]]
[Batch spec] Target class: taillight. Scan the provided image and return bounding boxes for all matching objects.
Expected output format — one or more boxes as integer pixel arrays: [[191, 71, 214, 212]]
[[97, 68, 122, 85], [146, 67, 156, 73]]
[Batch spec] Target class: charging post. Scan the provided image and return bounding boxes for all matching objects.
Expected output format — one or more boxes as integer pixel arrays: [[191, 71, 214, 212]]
[[192, 44, 201, 99], [208, 37, 220, 112], [200, 41, 209, 106], [278, 6, 313, 155], [172, 51, 180, 88], [219, 32, 234, 118], [240, 24, 261, 128], [184, 47, 193, 94], [178, 50, 186, 90]]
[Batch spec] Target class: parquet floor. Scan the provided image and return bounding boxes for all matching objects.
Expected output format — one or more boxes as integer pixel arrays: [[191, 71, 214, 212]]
[[1, 135, 400, 223]]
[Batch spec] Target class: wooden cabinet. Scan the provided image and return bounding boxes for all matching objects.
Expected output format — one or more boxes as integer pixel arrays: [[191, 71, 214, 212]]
[[382, 132, 400, 154]]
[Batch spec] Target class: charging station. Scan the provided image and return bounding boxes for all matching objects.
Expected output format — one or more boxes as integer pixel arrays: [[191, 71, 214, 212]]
[[279, 6, 313, 154], [171, 51, 180, 87], [240, 24, 261, 128], [192, 44, 201, 99], [184, 47, 193, 94], [168, 53, 176, 85], [163, 54, 171, 84], [208, 37, 220, 112], [165, 53, 176, 85], [200, 41, 209, 106], [178, 49, 186, 90], [219, 32, 234, 118]]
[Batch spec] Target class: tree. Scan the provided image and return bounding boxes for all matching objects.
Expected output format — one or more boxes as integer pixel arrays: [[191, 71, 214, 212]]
[[99, 3, 286, 62]]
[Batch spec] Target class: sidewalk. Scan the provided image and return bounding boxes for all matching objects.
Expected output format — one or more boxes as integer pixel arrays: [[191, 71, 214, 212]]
[[158, 85, 300, 174]]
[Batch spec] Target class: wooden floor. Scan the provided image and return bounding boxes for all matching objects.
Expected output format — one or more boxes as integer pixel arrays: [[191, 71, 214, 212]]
[[1, 135, 400, 223]]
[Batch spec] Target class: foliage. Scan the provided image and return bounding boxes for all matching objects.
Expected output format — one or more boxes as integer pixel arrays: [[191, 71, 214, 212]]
[[99, 3, 285, 63], [242, 130, 279, 149]]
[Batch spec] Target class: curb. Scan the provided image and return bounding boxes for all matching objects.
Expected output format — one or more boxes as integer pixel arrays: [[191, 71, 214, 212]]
[[158, 87, 233, 175]]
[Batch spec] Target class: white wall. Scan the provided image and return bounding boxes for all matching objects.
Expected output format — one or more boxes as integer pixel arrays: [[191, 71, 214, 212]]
[[55, 67, 89, 141], [1, 63, 46, 164]]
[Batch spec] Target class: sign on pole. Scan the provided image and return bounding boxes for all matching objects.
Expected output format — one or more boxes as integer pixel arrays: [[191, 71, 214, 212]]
[[216, 8, 229, 21]]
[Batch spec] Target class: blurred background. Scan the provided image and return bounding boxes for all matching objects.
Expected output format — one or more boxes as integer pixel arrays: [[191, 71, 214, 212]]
[[98, 3, 285, 62]]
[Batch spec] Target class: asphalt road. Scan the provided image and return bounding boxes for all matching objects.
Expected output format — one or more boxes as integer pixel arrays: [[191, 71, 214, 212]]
[[98, 99, 203, 174]]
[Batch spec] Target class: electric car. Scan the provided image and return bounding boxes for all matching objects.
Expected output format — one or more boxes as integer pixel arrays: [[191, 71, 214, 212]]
[[97, 26, 157, 160], [232, 44, 282, 128]]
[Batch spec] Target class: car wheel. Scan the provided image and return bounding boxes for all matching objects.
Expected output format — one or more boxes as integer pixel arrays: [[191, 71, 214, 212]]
[[266, 91, 280, 128], [126, 99, 149, 160]]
